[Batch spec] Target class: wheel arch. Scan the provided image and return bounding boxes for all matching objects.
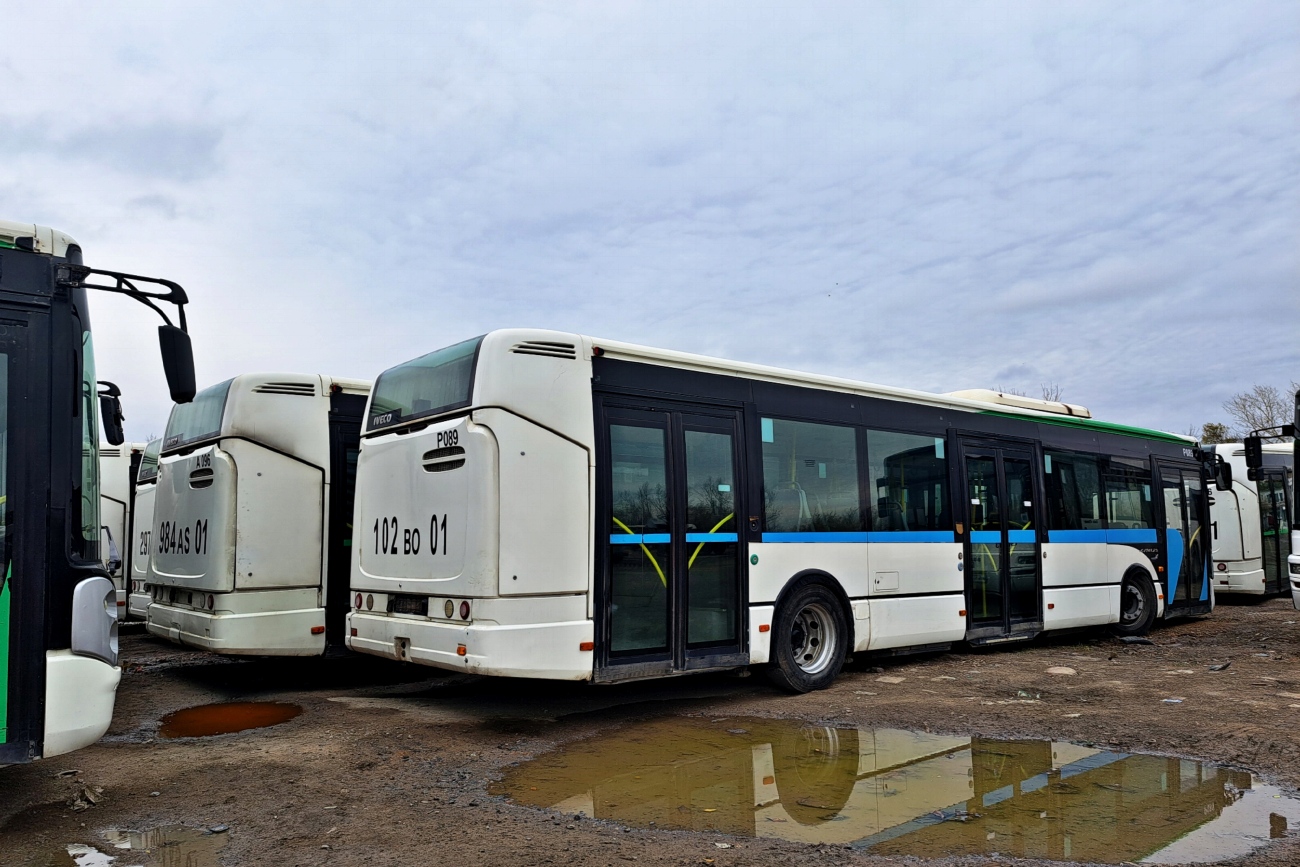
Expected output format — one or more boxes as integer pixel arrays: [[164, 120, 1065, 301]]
[[1123, 564, 1164, 620]]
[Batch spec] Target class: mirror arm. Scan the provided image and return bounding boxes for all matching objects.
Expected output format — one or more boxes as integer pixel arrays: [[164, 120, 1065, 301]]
[[56, 265, 189, 333]]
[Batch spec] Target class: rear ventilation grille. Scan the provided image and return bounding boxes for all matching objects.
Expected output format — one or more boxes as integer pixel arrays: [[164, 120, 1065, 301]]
[[421, 446, 466, 473], [101, 448, 122, 457], [510, 341, 577, 359], [189, 467, 214, 489], [253, 382, 317, 396]]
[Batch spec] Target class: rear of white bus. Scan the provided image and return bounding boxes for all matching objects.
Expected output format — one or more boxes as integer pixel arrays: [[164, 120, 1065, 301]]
[[147, 378, 333, 655], [347, 330, 595, 679]]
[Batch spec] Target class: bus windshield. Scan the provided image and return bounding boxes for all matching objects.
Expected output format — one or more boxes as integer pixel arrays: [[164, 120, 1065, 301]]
[[164, 379, 232, 451], [367, 336, 482, 432]]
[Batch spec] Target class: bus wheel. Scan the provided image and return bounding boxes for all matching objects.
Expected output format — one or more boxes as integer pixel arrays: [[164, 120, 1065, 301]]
[[1113, 571, 1157, 637], [767, 582, 848, 693]]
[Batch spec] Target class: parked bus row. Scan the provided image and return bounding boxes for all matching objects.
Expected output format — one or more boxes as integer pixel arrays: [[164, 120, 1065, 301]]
[[132, 329, 1240, 693]]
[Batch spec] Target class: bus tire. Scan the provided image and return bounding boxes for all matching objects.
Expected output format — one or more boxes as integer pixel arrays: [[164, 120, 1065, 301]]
[[1113, 570, 1157, 637], [767, 582, 849, 693]]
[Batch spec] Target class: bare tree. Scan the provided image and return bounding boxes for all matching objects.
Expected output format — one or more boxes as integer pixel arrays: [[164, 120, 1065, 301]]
[[1223, 383, 1298, 441], [1040, 382, 1063, 402]]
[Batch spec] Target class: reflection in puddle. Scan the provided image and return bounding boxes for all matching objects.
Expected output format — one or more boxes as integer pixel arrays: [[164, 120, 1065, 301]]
[[158, 701, 301, 738], [493, 717, 1300, 864], [55, 826, 226, 867]]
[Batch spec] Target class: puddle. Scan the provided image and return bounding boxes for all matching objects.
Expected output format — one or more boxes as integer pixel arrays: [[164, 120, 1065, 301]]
[[158, 701, 302, 738], [53, 825, 226, 866], [493, 717, 1300, 864]]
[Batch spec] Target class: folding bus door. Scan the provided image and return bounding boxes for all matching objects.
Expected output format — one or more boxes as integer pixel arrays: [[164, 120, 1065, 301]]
[[959, 439, 1043, 643], [596, 401, 748, 682], [1158, 463, 1211, 615]]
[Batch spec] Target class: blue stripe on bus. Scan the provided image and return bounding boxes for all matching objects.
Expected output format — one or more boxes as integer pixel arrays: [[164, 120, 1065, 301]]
[[760, 531, 956, 543], [1048, 529, 1107, 543], [609, 534, 671, 545], [967, 530, 1037, 544], [1106, 528, 1158, 544], [685, 532, 738, 543]]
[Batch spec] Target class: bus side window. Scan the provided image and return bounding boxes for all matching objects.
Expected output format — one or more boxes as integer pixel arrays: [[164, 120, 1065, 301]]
[[1045, 450, 1102, 531], [760, 418, 861, 533], [867, 430, 951, 533]]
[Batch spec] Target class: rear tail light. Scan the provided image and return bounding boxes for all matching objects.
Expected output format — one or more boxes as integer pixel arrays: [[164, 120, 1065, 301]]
[[366, 594, 374, 611], [311, 626, 325, 635], [459, 600, 470, 620], [1216, 562, 1227, 572], [355, 593, 363, 609], [207, 594, 215, 611]]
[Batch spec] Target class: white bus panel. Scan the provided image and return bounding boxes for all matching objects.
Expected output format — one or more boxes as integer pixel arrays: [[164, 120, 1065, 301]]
[[126, 438, 162, 619], [1209, 443, 1293, 596], [98, 442, 146, 620]]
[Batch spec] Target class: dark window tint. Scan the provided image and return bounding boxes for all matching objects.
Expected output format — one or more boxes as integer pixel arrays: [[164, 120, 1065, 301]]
[[1103, 459, 1154, 529], [761, 418, 861, 533], [1044, 451, 1103, 531], [368, 336, 482, 431], [868, 430, 951, 532]]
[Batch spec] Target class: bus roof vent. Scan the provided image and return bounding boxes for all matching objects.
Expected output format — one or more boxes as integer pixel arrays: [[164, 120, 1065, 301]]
[[253, 381, 317, 397], [510, 340, 577, 359], [945, 389, 1093, 419]]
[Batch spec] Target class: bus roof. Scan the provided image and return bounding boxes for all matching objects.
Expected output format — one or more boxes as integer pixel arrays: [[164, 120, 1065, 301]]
[[0, 219, 79, 257], [529, 329, 1195, 445]]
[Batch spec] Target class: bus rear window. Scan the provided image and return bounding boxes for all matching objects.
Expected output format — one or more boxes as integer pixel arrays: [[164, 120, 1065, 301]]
[[137, 438, 162, 482], [368, 336, 482, 432], [164, 379, 232, 451]]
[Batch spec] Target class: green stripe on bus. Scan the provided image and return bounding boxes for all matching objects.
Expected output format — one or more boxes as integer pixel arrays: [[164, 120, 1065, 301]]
[[979, 411, 1189, 445], [0, 567, 9, 743]]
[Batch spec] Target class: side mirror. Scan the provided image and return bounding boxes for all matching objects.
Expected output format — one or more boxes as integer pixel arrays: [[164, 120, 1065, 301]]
[[1244, 435, 1263, 470], [159, 324, 196, 404], [97, 381, 125, 446], [1215, 457, 1233, 492]]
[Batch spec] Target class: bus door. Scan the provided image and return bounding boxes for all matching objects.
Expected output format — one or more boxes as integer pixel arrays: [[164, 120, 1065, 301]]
[[324, 391, 367, 645], [1157, 463, 1211, 614], [1255, 469, 1291, 594], [958, 439, 1043, 643], [596, 402, 748, 682]]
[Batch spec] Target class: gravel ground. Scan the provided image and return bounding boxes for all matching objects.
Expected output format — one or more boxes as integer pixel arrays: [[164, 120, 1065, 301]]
[[4, 596, 1300, 867]]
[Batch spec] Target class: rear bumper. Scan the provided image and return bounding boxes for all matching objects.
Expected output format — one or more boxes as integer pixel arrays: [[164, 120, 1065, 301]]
[[127, 591, 151, 620], [346, 610, 593, 680], [147, 602, 326, 656], [1211, 566, 1268, 595]]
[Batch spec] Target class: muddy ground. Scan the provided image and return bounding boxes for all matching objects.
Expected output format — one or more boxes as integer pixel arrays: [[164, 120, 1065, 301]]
[[5, 597, 1300, 867]]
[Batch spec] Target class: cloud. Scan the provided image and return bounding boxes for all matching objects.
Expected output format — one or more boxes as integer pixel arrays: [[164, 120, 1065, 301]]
[[0, 0, 1295, 440]]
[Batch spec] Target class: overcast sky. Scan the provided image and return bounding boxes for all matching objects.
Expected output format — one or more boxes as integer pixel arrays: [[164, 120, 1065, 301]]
[[4, 1, 1297, 441]]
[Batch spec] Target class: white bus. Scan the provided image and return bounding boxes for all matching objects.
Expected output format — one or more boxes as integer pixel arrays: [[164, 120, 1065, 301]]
[[147, 373, 370, 655], [1208, 443, 1293, 596], [126, 438, 162, 620], [99, 441, 146, 619], [346, 330, 1216, 692]]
